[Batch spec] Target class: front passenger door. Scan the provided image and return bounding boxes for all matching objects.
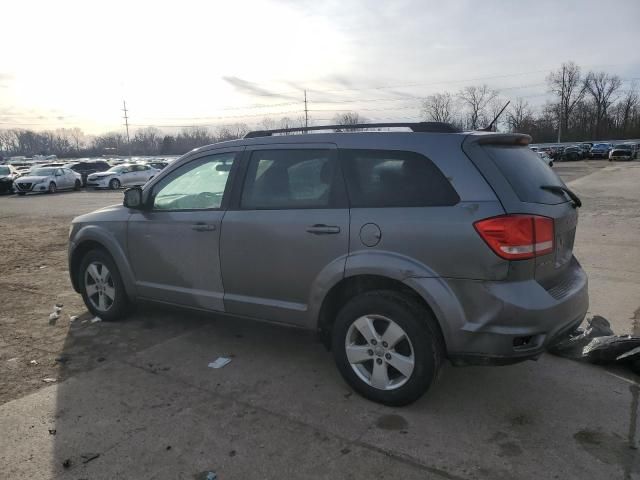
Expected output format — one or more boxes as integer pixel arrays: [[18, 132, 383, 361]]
[[127, 150, 240, 310]]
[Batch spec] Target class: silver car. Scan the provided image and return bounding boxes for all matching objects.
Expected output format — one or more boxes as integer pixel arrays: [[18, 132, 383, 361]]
[[68, 123, 589, 405], [14, 167, 81, 195], [86, 164, 158, 189]]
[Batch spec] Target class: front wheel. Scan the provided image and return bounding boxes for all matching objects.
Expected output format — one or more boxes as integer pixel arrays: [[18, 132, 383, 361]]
[[48, 182, 57, 194], [332, 290, 443, 406], [109, 178, 121, 190], [79, 249, 129, 321]]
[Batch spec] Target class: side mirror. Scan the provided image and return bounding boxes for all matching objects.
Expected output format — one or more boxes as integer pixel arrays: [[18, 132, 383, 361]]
[[123, 187, 143, 209]]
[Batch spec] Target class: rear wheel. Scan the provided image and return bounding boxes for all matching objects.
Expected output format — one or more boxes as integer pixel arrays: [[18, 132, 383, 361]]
[[79, 249, 129, 321], [109, 178, 121, 190], [74, 179, 81, 190], [332, 290, 443, 406]]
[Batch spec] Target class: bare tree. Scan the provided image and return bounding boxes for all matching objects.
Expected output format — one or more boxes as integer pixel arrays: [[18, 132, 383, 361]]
[[614, 83, 639, 135], [332, 112, 367, 132], [546, 62, 586, 141], [457, 85, 498, 129], [584, 71, 623, 137], [422, 92, 454, 123], [506, 98, 534, 133]]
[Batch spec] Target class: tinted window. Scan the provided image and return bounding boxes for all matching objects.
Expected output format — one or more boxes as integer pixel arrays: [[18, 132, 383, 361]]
[[241, 150, 336, 209], [483, 145, 567, 205], [153, 152, 236, 210], [341, 149, 459, 208]]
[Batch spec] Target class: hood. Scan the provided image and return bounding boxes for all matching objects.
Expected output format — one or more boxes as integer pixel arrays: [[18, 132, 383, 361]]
[[72, 203, 128, 224], [16, 175, 49, 183]]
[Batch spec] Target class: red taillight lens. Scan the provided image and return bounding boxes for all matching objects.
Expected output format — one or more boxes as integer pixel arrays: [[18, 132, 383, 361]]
[[474, 215, 554, 260]]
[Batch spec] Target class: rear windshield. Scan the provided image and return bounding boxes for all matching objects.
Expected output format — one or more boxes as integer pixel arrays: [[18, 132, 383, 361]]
[[482, 145, 567, 205]]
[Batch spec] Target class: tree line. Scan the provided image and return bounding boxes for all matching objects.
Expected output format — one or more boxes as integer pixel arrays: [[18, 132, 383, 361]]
[[2, 61, 638, 159], [421, 61, 639, 142]]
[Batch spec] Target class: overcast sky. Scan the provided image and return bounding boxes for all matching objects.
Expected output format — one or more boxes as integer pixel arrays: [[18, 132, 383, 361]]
[[2, 0, 639, 133]]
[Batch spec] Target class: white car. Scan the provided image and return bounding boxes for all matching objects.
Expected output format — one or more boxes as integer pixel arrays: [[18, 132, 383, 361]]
[[14, 167, 82, 195], [86, 164, 158, 190]]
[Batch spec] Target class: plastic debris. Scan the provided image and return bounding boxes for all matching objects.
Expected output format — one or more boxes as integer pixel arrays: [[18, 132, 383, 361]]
[[42, 377, 57, 383], [550, 315, 640, 375], [7, 357, 18, 363], [39, 265, 47, 269], [90, 316, 102, 323], [48, 312, 60, 325], [29, 359, 38, 365], [205, 472, 217, 480], [48, 429, 56, 435], [208, 357, 232, 369], [53, 305, 62, 313], [69, 315, 79, 322]]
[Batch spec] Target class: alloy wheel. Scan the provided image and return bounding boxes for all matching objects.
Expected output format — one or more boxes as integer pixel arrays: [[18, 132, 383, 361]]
[[345, 315, 415, 390], [84, 261, 115, 312]]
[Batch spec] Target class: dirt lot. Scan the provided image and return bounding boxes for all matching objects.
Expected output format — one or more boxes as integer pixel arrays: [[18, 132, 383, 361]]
[[2, 160, 640, 479]]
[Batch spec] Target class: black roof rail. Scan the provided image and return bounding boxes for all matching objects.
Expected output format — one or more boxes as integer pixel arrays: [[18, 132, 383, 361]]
[[244, 122, 460, 138]]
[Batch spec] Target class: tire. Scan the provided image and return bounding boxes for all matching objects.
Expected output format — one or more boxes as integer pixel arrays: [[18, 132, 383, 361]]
[[74, 179, 81, 191], [332, 290, 444, 406], [48, 182, 57, 194], [78, 249, 129, 321], [109, 178, 121, 190]]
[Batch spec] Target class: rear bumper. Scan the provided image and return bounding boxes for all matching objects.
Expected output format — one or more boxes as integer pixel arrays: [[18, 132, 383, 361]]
[[408, 257, 589, 365]]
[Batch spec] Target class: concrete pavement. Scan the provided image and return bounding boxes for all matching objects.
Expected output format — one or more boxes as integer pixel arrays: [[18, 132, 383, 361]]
[[1, 161, 640, 479]]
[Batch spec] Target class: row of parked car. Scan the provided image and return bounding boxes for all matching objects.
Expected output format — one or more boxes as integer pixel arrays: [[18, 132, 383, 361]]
[[0, 159, 170, 195], [532, 142, 640, 162]]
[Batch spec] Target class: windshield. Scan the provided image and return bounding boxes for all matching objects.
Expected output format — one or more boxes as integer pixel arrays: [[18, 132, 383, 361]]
[[0, 167, 10, 175], [30, 168, 56, 176], [594, 143, 609, 149]]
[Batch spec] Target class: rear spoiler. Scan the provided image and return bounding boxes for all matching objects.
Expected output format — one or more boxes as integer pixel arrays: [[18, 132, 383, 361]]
[[466, 133, 532, 146]]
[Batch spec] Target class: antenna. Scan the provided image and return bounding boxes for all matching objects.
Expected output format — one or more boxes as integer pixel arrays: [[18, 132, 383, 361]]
[[122, 100, 132, 158], [481, 100, 510, 132], [304, 90, 309, 128]]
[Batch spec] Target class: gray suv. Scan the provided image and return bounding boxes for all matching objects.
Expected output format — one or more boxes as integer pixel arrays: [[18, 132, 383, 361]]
[[68, 122, 588, 406]]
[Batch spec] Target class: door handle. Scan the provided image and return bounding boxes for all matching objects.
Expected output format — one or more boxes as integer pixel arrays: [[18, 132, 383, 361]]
[[306, 224, 341, 235], [192, 223, 217, 232]]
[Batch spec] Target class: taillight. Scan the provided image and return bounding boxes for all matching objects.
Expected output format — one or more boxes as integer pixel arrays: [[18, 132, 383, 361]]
[[474, 215, 554, 260]]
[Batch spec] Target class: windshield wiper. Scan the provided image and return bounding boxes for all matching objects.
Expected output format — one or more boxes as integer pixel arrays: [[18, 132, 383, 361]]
[[540, 185, 582, 208]]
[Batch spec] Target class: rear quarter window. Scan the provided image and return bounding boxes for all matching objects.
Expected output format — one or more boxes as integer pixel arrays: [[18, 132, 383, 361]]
[[340, 149, 459, 208], [482, 145, 566, 204]]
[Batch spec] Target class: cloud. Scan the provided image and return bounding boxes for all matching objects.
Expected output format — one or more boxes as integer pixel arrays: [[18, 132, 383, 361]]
[[222, 76, 300, 101]]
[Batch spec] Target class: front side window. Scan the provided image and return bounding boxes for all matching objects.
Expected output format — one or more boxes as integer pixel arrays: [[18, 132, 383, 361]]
[[240, 149, 336, 209], [152, 152, 236, 211], [341, 149, 459, 207]]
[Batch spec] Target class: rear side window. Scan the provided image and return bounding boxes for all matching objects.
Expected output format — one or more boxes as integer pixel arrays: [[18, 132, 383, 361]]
[[241, 149, 338, 209], [340, 149, 459, 208], [482, 145, 566, 205]]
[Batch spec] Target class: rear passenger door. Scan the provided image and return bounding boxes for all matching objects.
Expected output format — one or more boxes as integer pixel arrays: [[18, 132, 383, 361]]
[[220, 145, 349, 327]]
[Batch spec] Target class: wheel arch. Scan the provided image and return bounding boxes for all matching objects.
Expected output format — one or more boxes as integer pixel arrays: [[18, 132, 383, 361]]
[[316, 274, 449, 354], [69, 227, 136, 300]]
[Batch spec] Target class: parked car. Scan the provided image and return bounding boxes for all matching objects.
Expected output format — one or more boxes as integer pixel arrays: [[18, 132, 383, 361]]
[[68, 122, 588, 406], [14, 167, 82, 195], [0, 165, 20, 194], [561, 146, 582, 161], [609, 144, 634, 161], [86, 163, 158, 189], [578, 143, 592, 157], [537, 151, 554, 167], [145, 161, 169, 170], [15, 165, 32, 175], [589, 143, 613, 158], [65, 160, 111, 186]]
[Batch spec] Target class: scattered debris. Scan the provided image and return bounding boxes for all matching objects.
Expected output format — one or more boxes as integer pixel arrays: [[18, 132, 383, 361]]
[[48, 429, 56, 435], [81, 453, 100, 464], [29, 360, 38, 366], [208, 357, 232, 369], [90, 316, 102, 323], [205, 472, 217, 480], [39, 265, 47, 269], [55, 302, 63, 308], [340, 447, 351, 455], [96, 357, 106, 363], [7, 357, 18, 363], [228, 450, 236, 457], [166, 445, 172, 451], [42, 377, 57, 383], [62, 459, 71, 469], [48, 312, 60, 325], [550, 315, 640, 374], [69, 315, 79, 322], [53, 305, 62, 313]]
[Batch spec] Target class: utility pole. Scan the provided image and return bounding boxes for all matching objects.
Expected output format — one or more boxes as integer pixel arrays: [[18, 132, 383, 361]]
[[304, 90, 309, 129], [122, 100, 132, 158]]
